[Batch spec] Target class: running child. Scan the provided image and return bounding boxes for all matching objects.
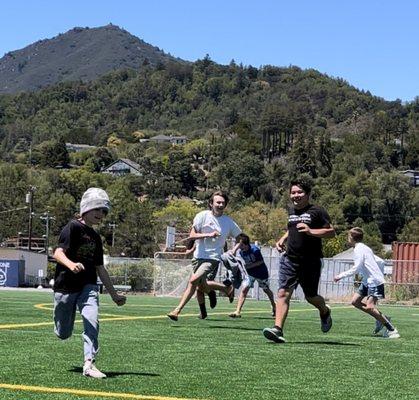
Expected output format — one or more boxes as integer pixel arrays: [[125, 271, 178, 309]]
[[53, 188, 127, 379], [334, 227, 400, 339]]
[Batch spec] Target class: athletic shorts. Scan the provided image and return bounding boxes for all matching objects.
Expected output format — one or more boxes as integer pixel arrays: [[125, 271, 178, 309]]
[[278, 254, 322, 298], [242, 275, 270, 290], [191, 258, 219, 285], [357, 283, 385, 299]]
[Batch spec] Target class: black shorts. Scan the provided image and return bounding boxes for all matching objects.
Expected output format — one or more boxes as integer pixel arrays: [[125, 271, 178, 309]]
[[278, 255, 322, 298]]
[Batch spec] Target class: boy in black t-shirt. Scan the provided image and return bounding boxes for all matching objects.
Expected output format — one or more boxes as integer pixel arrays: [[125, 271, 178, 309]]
[[263, 180, 335, 343], [53, 188, 126, 378]]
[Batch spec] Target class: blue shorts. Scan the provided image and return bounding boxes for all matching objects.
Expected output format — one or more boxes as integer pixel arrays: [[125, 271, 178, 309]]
[[357, 283, 385, 299]]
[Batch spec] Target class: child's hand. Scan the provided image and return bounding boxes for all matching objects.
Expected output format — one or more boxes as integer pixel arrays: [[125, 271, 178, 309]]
[[276, 240, 286, 252], [296, 223, 311, 234], [70, 262, 85, 274], [112, 293, 126, 306], [333, 276, 341, 282], [208, 230, 220, 238]]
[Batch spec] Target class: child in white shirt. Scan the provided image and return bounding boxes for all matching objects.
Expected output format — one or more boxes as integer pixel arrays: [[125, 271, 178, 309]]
[[334, 227, 400, 339]]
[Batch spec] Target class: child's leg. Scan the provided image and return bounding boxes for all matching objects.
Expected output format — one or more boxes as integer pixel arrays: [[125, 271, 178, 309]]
[[364, 296, 394, 328], [352, 294, 393, 328], [53, 291, 78, 339], [78, 285, 100, 362], [196, 288, 207, 319], [235, 285, 249, 314], [260, 279, 276, 311]]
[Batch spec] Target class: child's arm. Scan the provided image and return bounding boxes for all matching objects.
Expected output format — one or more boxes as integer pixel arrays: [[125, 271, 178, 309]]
[[296, 224, 336, 238], [276, 231, 288, 251], [53, 248, 84, 273], [96, 264, 126, 306], [231, 241, 241, 255], [334, 265, 358, 282], [189, 226, 220, 240], [334, 252, 364, 282]]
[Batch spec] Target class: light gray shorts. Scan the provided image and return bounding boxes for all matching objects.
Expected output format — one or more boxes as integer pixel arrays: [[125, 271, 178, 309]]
[[242, 275, 270, 290]]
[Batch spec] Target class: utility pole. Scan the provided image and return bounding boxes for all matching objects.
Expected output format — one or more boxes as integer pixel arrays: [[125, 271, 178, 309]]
[[40, 211, 55, 255], [109, 222, 118, 249], [26, 186, 36, 251]]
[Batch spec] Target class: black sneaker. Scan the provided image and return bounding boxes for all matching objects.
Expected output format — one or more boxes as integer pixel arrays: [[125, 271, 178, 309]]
[[198, 312, 208, 319], [263, 326, 285, 343], [320, 305, 332, 333], [208, 290, 217, 309]]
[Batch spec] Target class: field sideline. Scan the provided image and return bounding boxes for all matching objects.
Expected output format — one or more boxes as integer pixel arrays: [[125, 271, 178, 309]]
[[0, 290, 418, 400]]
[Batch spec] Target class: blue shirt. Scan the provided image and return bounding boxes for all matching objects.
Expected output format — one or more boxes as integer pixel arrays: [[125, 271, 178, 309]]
[[239, 244, 269, 280]]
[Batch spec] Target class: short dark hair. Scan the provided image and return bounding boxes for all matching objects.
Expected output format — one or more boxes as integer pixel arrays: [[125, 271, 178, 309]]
[[349, 227, 364, 242], [237, 233, 250, 246], [289, 179, 312, 195], [208, 190, 229, 209]]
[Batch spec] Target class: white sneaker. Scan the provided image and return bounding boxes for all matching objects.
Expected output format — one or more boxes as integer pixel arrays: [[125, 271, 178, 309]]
[[383, 328, 400, 339], [83, 361, 107, 379]]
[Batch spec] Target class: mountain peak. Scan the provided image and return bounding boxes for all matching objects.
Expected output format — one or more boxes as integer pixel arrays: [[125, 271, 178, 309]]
[[0, 25, 182, 94]]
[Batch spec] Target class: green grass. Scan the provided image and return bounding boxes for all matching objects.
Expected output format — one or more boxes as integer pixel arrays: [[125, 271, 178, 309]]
[[0, 290, 418, 400]]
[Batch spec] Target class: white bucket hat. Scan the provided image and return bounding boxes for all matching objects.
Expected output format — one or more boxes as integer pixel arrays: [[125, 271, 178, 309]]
[[80, 188, 111, 216]]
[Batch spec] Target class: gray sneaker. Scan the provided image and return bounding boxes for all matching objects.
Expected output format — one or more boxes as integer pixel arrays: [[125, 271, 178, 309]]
[[263, 327, 285, 343], [321, 305, 332, 333], [373, 316, 390, 335], [83, 361, 107, 379]]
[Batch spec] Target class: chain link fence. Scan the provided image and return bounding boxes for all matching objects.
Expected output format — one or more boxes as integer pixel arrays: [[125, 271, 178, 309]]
[[104, 252, 419, 303]]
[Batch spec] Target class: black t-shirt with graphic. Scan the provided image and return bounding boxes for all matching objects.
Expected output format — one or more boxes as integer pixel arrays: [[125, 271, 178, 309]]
[[286, 204, 331, 260], [53, 219, 103, 293]]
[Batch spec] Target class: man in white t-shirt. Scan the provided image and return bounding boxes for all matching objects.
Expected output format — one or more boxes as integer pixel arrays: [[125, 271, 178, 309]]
[[167, 191, 242, 321], [334, 227, 400, 339]]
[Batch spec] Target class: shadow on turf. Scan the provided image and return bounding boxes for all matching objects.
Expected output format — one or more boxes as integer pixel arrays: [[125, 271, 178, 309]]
[[69, 367, 160, 378], [207, 325, 261, 332], [290, 340, 360, 346]]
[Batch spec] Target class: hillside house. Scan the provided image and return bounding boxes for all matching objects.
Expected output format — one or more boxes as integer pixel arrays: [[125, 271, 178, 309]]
[[146, 134, 187, 145], [65, 143, 97, 152], [102, 158, 142, 176], [401, 170, 419, 187]]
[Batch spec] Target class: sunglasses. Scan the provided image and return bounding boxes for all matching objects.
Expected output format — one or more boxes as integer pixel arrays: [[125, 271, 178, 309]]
[[95, 208, 109, 216]]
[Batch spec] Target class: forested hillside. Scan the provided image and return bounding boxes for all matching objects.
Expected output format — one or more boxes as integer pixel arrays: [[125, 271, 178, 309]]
[[0, 56, 417, 256]]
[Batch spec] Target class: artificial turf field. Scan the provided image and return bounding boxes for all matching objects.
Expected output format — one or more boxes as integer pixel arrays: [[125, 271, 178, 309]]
[[0, 289, 418, 400]]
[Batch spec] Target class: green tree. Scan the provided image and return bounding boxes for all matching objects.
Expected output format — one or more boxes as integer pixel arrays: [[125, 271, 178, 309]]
[[232, 202, 288, 246], [153, 199, 202, 244], [32, 137, 69, 168], [398, 217, 419, 242], [370, 170, 412, 242], [211, 151, 266, 198]]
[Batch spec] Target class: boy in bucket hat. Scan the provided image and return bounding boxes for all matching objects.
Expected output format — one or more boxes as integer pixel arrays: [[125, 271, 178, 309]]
[[53, 188, 126, 378]]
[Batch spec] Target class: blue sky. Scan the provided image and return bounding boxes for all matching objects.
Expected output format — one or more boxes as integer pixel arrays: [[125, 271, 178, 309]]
[[1, 0, 418, 102]]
